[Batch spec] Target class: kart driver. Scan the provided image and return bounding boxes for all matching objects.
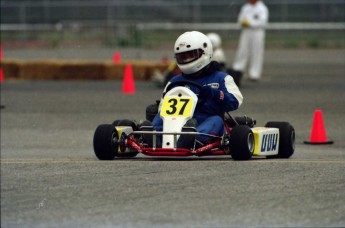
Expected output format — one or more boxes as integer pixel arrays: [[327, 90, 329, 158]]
[[142, 31, 243, 148]]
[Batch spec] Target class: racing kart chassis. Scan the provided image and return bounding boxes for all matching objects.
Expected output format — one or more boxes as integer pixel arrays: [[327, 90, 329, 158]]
[[124, 130, 226, 157], [93, 117, 295, 160], [93, 81, 295, 160]]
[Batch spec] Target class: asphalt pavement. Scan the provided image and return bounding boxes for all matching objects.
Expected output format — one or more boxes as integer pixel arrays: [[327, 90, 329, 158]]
[[1, 49, 345, 227]]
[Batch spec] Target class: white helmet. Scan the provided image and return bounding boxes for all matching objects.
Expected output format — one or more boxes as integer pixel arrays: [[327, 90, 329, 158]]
[[174, 31, 213, 75], [206, 33, 222, 49]]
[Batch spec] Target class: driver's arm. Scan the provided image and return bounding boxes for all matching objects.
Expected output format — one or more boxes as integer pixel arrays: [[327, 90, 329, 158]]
[[222, 75, 243, 111], [199, 75, 243, 112]]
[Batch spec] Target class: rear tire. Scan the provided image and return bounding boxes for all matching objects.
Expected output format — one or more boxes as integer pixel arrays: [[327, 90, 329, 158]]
[[265, 122, 295, 159], [112, 120, 120, 127], [93, 124, 119, 160], [146, 102, 159, 122], [229, 125, 254, 160], [116, 119, 138, 131]]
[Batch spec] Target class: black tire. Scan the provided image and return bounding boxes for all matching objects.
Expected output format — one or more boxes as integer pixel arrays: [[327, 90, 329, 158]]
[[229, 125, 254, 160], [146, 103, 159, 122], [235, 116, 256, 128], [265, 122, 295, 159], [117, 119, 138, 131], [93, 124, 119, 160], [112, 120, 121, 127]]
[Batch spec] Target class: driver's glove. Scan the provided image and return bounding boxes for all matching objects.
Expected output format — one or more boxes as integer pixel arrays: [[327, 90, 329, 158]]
[[199, 86, 224, 102]]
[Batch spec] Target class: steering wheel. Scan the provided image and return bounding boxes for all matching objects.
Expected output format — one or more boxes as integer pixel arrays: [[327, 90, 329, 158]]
[[164, 80, 207, 105]]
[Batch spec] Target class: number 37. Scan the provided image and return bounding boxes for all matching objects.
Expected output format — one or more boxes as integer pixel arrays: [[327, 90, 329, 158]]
[[162, 98, 192, 116]]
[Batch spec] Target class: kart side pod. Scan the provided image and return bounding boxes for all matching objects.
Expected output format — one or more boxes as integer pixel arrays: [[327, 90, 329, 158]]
[[252, 127, 280, 156]]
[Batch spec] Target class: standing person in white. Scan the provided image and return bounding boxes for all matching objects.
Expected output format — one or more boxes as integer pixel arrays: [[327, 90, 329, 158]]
[[232, 0, 269, 81]]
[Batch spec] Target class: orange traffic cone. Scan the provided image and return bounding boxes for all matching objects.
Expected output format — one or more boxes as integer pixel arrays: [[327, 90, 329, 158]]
[[113, 51, 121, 64], [122, 63, 136, 94], [304, 110, 333, 144], [0, 68, 4, 83]]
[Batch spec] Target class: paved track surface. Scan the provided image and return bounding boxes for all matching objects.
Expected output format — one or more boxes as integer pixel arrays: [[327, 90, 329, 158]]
[[1, 49, 345, 227]]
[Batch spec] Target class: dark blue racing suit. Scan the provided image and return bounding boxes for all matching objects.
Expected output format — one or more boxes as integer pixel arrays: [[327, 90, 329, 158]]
[[152, 62, 243, 144]]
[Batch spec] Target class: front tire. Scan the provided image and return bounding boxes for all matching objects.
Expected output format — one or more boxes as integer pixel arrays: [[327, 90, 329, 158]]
[[93, 124, 119, 160], [229, 125, 254, 160], [265, 122, 295, 159]]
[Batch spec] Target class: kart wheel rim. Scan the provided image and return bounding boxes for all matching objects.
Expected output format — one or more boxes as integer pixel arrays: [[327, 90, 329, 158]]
[[247, 132, 254, 153], [111, 132, 118, 149], [291, 130, 295, 151]]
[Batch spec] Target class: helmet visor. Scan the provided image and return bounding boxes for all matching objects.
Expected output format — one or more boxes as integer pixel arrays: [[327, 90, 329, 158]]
[[175, 49, 204, 64]]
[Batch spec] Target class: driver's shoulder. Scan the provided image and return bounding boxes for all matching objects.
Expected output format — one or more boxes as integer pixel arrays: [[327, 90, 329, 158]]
[[169, 74, 184, 83], [205, 71, 228, 84], [213, 70, 228, 78]]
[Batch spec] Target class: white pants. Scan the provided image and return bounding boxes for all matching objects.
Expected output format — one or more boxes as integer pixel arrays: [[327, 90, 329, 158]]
[[233, 29, 265, 80]]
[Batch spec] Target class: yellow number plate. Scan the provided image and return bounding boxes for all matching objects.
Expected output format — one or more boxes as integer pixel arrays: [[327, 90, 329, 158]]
[[161, 97, 194, 117]]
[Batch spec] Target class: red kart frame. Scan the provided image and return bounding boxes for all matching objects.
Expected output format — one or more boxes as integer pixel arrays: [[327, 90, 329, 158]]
[[123, 120, 232, 157]]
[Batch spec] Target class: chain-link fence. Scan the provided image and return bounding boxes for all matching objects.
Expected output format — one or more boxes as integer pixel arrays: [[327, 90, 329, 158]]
[[1, 0, 344, 48]]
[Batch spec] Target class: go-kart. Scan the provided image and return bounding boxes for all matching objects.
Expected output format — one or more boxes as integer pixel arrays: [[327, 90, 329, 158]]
[[93, 80, 295, 160]]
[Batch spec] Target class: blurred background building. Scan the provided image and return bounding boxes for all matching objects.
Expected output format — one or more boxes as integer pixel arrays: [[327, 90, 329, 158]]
[[1, 0, 344, 49]]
